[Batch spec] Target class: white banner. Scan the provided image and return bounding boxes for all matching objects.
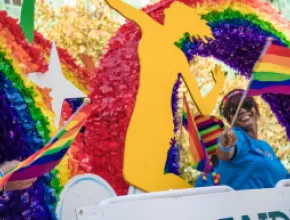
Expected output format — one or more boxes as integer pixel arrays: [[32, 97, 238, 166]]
[[77, 182, 290, 220]]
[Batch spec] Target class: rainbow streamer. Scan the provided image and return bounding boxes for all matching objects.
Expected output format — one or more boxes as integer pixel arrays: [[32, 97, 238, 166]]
[[183, 96, 211, 172]]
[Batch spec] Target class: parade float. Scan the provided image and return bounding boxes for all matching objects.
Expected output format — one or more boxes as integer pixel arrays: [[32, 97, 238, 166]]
[[1, 0, 290, 219]]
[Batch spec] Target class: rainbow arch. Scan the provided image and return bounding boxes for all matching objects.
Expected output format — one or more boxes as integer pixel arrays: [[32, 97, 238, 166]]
[[0, 11, 92, 219], [78, 0, 290, 196]]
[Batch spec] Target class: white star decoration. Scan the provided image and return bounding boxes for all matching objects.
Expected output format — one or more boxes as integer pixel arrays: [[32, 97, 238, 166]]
[[27, 42, 87, 128]]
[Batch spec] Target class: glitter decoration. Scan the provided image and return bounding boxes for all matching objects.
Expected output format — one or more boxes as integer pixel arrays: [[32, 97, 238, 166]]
[[35, 0, 120, 68]]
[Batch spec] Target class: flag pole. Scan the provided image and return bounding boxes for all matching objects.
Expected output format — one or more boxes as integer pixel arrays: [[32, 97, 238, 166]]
[[229, 75, 253, 129], [46, 98, 91, 145], [230, 38, 272, 129]]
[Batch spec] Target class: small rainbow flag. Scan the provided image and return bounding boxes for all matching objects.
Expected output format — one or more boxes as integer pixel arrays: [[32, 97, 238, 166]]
[[0, 102, 92, 188], [183, 97, 211, 173], [248, 43, 290, 96]]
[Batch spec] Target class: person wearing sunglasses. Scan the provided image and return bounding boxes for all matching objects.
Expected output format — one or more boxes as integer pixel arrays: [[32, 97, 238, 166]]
[[215, 89, 289, 190]]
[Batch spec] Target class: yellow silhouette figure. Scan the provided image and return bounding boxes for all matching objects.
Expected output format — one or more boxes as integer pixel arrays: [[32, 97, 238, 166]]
[[105, 0, 225, 192]]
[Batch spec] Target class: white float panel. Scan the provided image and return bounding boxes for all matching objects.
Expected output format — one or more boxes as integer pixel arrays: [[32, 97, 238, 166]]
[[77, 182, 290, 220], [56, 174, 116, 220]]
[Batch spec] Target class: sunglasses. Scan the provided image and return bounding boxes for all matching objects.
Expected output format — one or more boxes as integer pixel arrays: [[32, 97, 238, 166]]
[[228, 99, 255, 116]]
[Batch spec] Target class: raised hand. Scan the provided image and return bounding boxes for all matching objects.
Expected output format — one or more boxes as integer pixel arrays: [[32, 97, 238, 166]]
[[104, 0, 151, 29], [212, 64, 225, 86], [0, 160, 37, 191], [220, 129, 237, 148], [5, 178, 37, 191]]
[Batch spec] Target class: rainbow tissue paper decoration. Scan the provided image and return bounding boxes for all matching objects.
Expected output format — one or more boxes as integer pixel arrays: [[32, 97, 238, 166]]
[[0, 10, 91, 220], [0, 102, 92, 189]]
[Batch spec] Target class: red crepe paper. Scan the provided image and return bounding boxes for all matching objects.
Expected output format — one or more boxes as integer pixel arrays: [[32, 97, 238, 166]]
[[77, 19, 140, 195], [60, 100, 73, 128], [0, 11, 47, 73], [77, 0, 183, 196]]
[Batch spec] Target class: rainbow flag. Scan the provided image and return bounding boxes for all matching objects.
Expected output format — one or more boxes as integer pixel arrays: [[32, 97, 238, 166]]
[[0, 102, 92, 188], [183, 97, 211, 173], [248, 43, 290, 96]]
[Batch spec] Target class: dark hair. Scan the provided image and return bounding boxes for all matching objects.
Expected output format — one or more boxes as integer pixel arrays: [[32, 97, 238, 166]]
[[219, 89, 259, 123]]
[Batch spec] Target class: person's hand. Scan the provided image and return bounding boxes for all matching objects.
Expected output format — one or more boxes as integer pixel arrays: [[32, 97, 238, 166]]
[[0, 160, 37, 191], [220, 129, 237, 148], [4, 178, 37, 191], [0, 160, 20, 174], [212, 65, 225, 86]]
